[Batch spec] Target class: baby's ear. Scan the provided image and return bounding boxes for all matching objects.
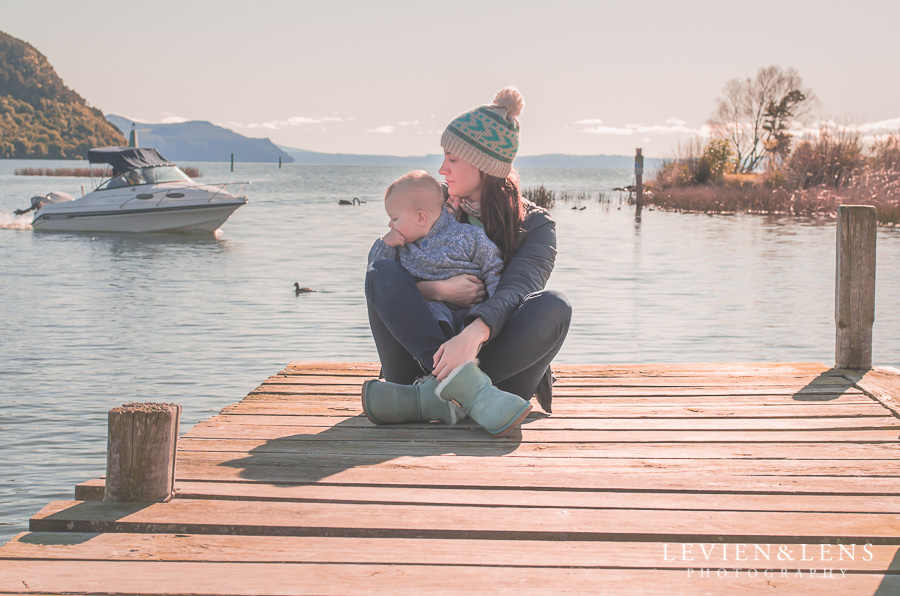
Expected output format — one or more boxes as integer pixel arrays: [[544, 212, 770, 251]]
[[417, 210, 429, 224]]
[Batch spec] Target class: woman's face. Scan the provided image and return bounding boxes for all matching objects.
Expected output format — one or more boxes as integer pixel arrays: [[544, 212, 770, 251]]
[[439, 152, 483, 199]]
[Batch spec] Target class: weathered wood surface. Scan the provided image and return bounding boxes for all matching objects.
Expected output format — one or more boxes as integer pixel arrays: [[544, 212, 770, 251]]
[[835, 205, 877, 369], [3, 361, 900, 595], [841, 366, 900, 417], [27, 498, 900, 542], [104, 402, 181, 503], [1, 560, 896, 595], [70, 479, 900, 511], [3, 533, 899, 570]]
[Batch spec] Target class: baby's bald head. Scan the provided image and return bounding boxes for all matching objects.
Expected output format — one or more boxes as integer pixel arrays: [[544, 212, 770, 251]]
[[384, 170, 445, 218]]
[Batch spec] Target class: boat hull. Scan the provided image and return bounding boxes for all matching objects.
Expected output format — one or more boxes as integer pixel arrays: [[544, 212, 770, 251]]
[[31, 200, 246, 233]]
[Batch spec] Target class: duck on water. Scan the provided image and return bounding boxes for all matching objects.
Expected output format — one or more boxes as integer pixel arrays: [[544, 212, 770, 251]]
[[16, 147, 249, 233]]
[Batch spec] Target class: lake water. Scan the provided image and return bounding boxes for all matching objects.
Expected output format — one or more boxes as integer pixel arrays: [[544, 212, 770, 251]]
[[1, 160, 898, 544]]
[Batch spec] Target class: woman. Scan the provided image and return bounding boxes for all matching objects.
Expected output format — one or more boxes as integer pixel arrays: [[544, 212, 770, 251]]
[[363, 87, 572, 435]]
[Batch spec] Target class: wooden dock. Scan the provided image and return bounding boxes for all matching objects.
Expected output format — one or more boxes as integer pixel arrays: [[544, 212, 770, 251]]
[[1, 361, 899, 594]]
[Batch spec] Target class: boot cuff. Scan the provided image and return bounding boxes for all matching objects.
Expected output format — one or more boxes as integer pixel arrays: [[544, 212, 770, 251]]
[[434, 359, 479, 398]]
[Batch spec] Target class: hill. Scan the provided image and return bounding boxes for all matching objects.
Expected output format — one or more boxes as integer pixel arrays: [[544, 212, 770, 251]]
[[277, 145, 663, 169], [107, 115, 294, 164], [276, 147, 441, 167], [0, 31, 125, 159]]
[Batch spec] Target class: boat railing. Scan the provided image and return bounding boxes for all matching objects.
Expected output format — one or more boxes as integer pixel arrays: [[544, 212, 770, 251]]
[[117, 181, 251, 209], [202, 181, 251, 204]]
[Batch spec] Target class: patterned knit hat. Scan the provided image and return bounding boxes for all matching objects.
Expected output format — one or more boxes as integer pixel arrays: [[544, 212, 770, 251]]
[[441, 87, 524, 178]]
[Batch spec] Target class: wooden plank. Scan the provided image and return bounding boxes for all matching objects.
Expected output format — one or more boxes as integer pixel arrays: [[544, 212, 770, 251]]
[[283, 361, 835, 375], [4, 533, 898, 572], [172, 451, 900, 478], [168, 462, 900, 493], [198, 414, 900, 431], [842, 366, 900, 417], [181, 424, 900, 443], [1, 560, 894, 596], [176, 437, 900, 459], [229, 397, 887, 412], [254, 374, 855, 388], [221, 401, 892, 418], [250, 382, 867, 397], [29, 500, 900, 543], [70, 480, 900, 513], [260, 376, 858, 388], [240, 392, 875, 406]]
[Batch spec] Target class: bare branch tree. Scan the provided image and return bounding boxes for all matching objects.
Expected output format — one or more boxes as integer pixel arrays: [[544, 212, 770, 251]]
[[709, 66, 818, 173]]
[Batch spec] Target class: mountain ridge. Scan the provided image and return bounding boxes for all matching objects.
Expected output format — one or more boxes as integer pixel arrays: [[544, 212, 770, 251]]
[[106, 115, 294, 164], [275, 145, 664, 169]]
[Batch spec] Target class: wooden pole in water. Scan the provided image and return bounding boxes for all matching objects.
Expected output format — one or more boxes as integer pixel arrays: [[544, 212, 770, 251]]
[[835, 205, 877, 370], [104, 402, 181, 502], [279, 156, 282, 169], [231, 153, 234, 172], [634, 148, 644, 212]]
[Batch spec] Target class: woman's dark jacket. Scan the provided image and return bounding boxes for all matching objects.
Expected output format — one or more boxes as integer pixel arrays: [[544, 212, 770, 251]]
[[462, 200, 557, 340]]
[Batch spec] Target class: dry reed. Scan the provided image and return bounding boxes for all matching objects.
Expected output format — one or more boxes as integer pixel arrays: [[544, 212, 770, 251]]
[[15, 166, 203, 178], [15, 167, 107, 177], [648, 168, 899, 225], [648, 131, 900, 226], [522, 185, 611, 208]]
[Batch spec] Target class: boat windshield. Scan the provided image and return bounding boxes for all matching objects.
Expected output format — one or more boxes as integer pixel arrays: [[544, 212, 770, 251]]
[[97, 165, 192, 190]]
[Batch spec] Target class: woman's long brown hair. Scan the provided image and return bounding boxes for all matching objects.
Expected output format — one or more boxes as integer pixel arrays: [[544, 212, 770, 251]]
[[472, 169, 525, 264]]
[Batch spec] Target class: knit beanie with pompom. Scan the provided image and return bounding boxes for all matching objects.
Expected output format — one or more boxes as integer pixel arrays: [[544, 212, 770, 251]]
[[441, 87, 524, 178]]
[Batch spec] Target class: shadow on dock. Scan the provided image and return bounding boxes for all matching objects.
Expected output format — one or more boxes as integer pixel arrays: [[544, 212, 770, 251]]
[[792, 370, 858, 401], [221, 413, 535, 486]]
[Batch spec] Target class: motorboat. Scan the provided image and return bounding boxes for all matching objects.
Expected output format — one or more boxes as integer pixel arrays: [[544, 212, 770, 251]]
[[21, 147, 248, 233]]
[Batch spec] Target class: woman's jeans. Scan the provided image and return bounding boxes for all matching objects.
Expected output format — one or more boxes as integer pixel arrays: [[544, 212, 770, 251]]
[[365, 259, 572, 400]]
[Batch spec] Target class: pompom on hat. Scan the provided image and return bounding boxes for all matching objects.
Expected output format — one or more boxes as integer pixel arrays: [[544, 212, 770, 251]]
[[441, 87, 524, 178]]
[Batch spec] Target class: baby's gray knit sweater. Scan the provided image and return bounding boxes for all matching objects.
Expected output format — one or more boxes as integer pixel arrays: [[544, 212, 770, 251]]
[[367, 209, 503, 297]]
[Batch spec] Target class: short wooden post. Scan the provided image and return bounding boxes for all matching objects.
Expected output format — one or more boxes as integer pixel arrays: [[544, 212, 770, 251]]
[[634, 148, 644, 215], [278, 156, 282, 169], [104, 402, 181, 502], [835, 205, 877, 370], [230, 153, 234, 172]]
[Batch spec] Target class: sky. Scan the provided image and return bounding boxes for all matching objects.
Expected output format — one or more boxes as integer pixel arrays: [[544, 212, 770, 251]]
[[3, 0, 899, 158]]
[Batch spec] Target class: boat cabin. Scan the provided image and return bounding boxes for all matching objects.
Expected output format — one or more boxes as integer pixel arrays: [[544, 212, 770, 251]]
[[88, 147, 192, 190]]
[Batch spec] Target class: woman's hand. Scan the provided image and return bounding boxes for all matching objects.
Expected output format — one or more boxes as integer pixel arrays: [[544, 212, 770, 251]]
[[433, 318, 491, 381], [416, 275, 485, 308]]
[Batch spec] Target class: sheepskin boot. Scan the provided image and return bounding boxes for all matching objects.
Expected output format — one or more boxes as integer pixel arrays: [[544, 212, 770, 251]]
[[435, 361, 532, 436], [361, 375, 464, 425]]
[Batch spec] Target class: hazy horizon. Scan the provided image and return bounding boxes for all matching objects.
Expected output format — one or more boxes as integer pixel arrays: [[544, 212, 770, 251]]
[[3, 0, 899, 158]]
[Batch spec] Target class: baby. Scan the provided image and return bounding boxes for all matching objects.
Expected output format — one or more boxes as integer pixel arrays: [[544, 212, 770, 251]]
[[367, 170, 503, 334]]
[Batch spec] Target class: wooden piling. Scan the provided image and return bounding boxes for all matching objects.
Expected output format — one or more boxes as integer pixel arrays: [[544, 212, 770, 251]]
[[634, 148, 644, 215], [230, 153, 234, 172], [104, 402, 181, 502], [278, 156, 282, 169], [835, 205, 877, 370]]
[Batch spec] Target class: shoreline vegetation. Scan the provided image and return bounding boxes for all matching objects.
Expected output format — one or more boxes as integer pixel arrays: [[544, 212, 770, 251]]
[[644, 66, 900, 226], [522, 185, 611, 208], [15, 166, 203, 178], [648, 130, 899, 226]]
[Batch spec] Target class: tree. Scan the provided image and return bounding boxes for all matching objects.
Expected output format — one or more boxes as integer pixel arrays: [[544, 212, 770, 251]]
[[700, 139, 735, 182], [762, 89, 806, 168], [709, 66, 816, 173]]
